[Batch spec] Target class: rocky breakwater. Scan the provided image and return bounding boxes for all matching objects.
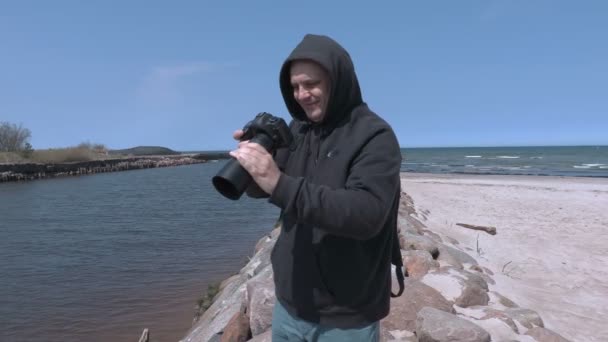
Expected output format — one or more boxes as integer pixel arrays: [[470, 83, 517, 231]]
[[0, 155, 209, 183], [180, 191, 571, 342]]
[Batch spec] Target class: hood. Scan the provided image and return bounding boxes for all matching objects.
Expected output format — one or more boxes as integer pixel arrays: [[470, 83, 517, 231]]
[[279, 34, 363, 128]]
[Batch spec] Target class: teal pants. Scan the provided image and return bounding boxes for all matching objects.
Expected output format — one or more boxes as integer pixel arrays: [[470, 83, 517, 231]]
[[271, 301, 380, 342]]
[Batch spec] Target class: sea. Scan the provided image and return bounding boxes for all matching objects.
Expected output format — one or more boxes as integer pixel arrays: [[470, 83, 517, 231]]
[[0, 146, 606, 342]]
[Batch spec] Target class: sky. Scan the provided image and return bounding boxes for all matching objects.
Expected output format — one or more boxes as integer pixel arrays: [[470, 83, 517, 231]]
[[1, 1, 606, 151]]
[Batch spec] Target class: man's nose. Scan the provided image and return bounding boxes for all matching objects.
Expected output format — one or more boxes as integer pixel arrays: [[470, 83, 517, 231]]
[[295, 88, 311, 100]]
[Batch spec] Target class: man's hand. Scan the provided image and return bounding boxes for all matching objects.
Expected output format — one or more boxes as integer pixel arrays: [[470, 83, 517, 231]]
[[230, 135, 281, 195]]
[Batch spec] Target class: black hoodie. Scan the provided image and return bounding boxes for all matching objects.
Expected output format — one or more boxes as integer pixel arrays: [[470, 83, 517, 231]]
[[263, 34, 402, 328]]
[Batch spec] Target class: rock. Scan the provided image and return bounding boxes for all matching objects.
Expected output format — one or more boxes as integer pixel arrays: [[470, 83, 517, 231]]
[[380, 327, 418, 342], [398, 216, 425, 235], [247, 329, 272, 342], [504, 308, 544, 329], [246, 266, 276, 337], [383, 278, 454, 332], [219, 308, 250, 342], [181, 274, 249, 342], [421, 229, 443, 243], [443, 236, 460, 245], [525, 327, 571, 342], [240, 239, 273, 279], [400, 233, 440, 259], [220, 274, 240, 292], [467, 265, 496, 285], [403, 250, 439, 279], [454, 305, 520, 334], [416, 307, 491, 342], [436, 245, 478, 268], [487, 291, 519, 310], [421, 267, 489, 308]]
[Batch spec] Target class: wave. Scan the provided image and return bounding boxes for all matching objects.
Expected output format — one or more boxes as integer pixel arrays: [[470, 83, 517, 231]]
[[497, 156, 520, 159], [574, 164, 606, 169], [465, 155, 482, 158]]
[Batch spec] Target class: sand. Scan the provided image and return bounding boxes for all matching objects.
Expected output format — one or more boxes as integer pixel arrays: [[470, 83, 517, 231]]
[[400, 173, 608, 342]]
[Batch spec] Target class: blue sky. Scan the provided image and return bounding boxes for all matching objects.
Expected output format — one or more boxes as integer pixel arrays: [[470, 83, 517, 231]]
[[1, 1, 606, 150]]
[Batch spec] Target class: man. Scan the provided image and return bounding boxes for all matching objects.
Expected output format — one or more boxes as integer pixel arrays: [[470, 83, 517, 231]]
[[230, 34, 403, 341]]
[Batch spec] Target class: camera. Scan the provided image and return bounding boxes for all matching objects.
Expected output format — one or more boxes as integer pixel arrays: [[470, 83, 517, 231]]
[[212, 112, 293, 200]]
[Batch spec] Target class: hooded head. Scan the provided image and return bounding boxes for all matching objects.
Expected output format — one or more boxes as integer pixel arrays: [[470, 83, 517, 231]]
[[279, 34, 363, 127]]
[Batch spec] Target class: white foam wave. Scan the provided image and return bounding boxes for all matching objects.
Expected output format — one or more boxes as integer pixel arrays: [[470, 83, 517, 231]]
[[573, 165, 591, 169], [465, 155, 482, 158], [583, 164, 605, 167], [497, 156, 520, 159]]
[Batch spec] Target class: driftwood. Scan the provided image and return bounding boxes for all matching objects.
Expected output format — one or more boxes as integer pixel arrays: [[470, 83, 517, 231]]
[[138, 328, 149, 342], [456, 223, 497, 235]]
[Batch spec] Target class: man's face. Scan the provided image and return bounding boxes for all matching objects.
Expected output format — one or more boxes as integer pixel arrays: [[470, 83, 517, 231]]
[[290, 60, 330, 123]]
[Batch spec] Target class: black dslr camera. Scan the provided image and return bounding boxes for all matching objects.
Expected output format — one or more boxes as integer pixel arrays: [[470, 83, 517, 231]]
[[212, 112, 292, 200]]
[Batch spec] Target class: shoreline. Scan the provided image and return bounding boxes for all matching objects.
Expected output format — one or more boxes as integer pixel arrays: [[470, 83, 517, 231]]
[[399, 172, 608, 341], [177, 171, 605, 341], [0, 154, 224, 183]]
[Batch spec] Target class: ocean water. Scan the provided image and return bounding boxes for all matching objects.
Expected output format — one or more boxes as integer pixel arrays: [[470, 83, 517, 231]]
[[401, 146, 608, 177], [0, 161, 280, 342], [1, 145, 606, 342]]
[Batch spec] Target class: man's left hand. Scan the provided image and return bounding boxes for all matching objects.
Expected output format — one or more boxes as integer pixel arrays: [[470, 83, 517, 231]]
[[229, 141, 281, 195]]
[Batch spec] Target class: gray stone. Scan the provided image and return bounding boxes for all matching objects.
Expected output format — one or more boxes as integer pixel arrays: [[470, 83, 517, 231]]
[[416, 307, 491, 342], [383, 278, 454, 332], [400, 233, 440, 259], [488, 291, 519, 309], [436, 245, 478, 268], [504, 308, 544, 329], [180, 274, 248, 342], [219, 308, 250, 342], [421, 267, 489, 308], [246, 266, 276, 337], [403, 250, 439, 279]]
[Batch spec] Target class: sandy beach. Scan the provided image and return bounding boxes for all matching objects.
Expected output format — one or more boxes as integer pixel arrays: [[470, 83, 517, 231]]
[[400, 173, 608, 342]]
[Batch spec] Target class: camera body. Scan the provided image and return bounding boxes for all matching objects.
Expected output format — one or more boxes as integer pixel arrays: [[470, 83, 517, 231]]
[[212, 112, 292, 200], [240, 112, 292, 151]]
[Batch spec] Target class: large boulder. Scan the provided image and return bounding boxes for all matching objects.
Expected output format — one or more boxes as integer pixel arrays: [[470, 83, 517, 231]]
[[421, 267, 489, 308], [416, 307, 491, 342], [246, 266, 276, 337], [503, 308, 544, 329], [400, 233, 440, 259], [382, 278, 454, 332], [487, 291, 519, 310], [436, 245, 478, 269], [454, 305, 525, 341], [403, 250, 439, 279], [180, 274, 248, 342], [219, 308, 250, 342]]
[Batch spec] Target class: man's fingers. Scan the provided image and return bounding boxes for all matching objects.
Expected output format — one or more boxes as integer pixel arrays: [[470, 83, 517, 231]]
[[233, 129, 244, 140]]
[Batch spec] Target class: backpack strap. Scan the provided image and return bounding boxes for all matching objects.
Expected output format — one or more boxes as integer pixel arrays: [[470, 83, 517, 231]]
[[391, 226, 405, 297]]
